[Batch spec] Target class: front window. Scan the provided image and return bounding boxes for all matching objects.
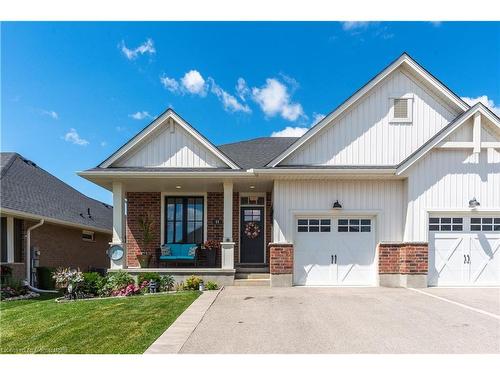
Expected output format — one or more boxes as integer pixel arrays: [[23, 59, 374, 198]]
[[165, 197, 204, 244]]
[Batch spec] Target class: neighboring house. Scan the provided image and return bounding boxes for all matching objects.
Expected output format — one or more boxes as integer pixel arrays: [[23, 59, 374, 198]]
[[0, 152, 112, 283], [79, 53, 500, 288]]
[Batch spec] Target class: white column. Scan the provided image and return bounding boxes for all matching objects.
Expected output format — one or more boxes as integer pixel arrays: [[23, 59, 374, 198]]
[[221, 181, 235, 269], [473, 112, 481, 154], [6, 217, 14, 263], [111, 181, 126, 269]]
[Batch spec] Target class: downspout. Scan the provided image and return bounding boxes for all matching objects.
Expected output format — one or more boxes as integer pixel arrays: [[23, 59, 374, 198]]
[[26, 219, 44, 286]]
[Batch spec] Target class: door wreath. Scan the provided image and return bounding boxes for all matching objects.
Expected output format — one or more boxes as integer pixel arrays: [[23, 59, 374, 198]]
[[244, 222, 261, 239]]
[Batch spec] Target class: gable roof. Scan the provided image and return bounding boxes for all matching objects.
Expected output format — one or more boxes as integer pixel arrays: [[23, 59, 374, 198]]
[[396, 102, 500, 175], [99, 108, 240, 170], [1, 152, 112, 233], [266, 52, 470, 167], [217, 137, 298, 169]]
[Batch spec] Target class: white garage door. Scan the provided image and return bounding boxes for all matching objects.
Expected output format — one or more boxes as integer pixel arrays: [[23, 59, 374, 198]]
[[294, 217, 376, 286], [428, 215, 500, 286]]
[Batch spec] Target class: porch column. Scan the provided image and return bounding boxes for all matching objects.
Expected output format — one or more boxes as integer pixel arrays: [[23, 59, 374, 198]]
[[111, 181, 126, 269], [221, 181, 235, 269]]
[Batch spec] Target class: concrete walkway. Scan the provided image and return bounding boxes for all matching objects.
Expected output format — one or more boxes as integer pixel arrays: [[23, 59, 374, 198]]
[[145, 289, 221, 354], [180, 286, 500, 354]]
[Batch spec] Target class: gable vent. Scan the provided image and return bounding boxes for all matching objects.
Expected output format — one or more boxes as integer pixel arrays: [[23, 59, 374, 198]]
[[393, 98, 408, 119]]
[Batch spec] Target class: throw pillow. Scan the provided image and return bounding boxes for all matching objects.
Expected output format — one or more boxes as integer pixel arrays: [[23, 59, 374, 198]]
[[161, 245, 171, 256], [188, 246, 197, 257]]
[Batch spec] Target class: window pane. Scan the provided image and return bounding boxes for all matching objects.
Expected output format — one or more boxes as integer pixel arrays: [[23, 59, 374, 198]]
[[471, 218, 480, 224], [176, 203, 183, 220], [309, 226, 319, 232], [241, 197, 249, 205], [452, 225, 463, 231], [483, 218, 493, 224], [175, 221, 183, 242], [338, 219, 348, 225], [320, 226, 331, 232], [471, 225, 481, 231], [195, 203, 203, 221], [441, 218, 451, 224], [244, 215, 253, 222], [298, 226, 308, 232], [482, 225, 493, 231], [361, 226, 371, 232], [361, 219, 371, 225], [320, 219, 331, 225], [167, 222, 174, 243], [244, 209, 253, 215], [257, 197, 265, 205], [338, 226, 348, 232], [349, 226, 359, 232], [494, 218, 500, 224], [194, 222, 203, 243], [452, 218, 463, 224], [494, 225, 500, 231], [441, 225, 451, 231], [429, 225, 439, 231], [298, 219, 308, 226], [309, 219, 319, 225], [349, 219, 360, 225], [167, 203, 175, 220], [187, 222, 195, 243], [429, 218, 439, 224]]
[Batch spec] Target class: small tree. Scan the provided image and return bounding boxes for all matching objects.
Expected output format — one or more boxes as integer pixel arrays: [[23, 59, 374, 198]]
[[137, 212, 155, 255]]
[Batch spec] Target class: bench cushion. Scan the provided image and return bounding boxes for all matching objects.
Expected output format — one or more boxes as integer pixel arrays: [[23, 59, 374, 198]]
[[159, 255, 195, 261], [159, 243, 197, 261]]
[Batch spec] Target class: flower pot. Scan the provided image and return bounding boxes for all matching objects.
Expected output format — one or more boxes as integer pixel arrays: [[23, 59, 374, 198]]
[[137, 254, 151, 268]]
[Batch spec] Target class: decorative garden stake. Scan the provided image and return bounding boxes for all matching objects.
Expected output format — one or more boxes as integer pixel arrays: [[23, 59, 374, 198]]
[[199, 281, 205, 291]]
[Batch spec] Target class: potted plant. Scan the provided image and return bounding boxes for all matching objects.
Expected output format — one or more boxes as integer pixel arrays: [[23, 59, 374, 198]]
[[202, 240, 219, 267], [137, 212, 155, 268]]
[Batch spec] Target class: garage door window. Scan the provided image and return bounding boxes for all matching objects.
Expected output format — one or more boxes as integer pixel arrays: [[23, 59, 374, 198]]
[[297, 219, 331, 232], [471, 217, 500, 232], [429, 217, 463, 232], [338, 219, 371, 232]]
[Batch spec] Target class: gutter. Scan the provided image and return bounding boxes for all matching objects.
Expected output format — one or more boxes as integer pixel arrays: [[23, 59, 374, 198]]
[[77, 170, 254, 178], [251, 168, 397, 175], [26, 219, 44, 286]]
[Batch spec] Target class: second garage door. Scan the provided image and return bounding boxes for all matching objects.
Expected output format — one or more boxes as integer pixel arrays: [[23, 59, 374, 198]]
[[294, 217, 376, 286]]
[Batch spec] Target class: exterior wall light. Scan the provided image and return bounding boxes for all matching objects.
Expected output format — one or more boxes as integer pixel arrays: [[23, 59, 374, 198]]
[[332, 200, 342, 209], [469, 197, 480, 209]]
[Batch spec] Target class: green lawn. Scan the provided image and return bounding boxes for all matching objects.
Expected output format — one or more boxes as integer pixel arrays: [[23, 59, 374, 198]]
[[0, 291, 200, 354]]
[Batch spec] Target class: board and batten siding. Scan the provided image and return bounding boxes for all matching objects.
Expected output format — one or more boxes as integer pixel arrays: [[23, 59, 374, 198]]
[[282, 68, 459, 166], [115, 122, 227, 168], [273, 179, 405, 244], [403, 148, 500, 242]]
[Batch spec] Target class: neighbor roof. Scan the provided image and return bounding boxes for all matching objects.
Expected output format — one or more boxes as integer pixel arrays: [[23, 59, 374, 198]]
[[1, 152, 112, 232], [217, 137, 298, 169]]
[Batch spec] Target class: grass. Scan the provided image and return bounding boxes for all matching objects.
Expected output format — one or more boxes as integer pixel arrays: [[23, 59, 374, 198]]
[[0, 291, 200, 354]]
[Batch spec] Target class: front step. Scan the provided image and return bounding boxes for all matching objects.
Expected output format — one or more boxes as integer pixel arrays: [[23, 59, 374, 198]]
[[236, 266, 269, 273], [235, 272, 270, 280], [233, 278, 270, 287]]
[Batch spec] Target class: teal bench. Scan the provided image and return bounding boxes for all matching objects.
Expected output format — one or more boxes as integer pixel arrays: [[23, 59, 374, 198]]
[[159, 243, 198, 266]]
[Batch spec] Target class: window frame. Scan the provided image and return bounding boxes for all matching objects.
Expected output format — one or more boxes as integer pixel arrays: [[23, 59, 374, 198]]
[[297, 218, 331, 233], [82, 230, 95, 242], [338, 218, 372, 233], [389, 95, 413, 123], [164, 196, 205, 244], [428, 217, 464, 232], [471, 217, 500, 232]]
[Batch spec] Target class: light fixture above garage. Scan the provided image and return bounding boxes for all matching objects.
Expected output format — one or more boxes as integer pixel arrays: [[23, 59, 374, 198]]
[[332, 200, 342, 210], [175, 185, 182, 189], [249, 185, 255, 189], [469, 197, 480, 209]]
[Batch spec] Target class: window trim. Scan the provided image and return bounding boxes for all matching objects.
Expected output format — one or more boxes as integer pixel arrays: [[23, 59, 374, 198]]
[[389, 95, 413, 123], [338, 218, 372, 233], [160, 192, 208, 246], [164, 196, 205, 244], [471, 217, 500, 232], [82, 230, 95, 242], [297, 218, 331, 233], [428, 217, 464, 232]]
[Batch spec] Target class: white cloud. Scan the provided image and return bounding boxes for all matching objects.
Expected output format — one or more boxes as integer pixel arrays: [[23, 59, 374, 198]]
[[160, 75, 180, 93], [181, 70, 207, 96], [236, 78, 250, 101], [252, 78, 304, 121], [120, 38, 156, 60], [271, 126, 309, 137], [129, 111, 152, 120], [311, 112, 326, 125], [461, 95, 500, 116], [342, 22, 370, 31], [209, 78, 251, 113], [64, 128, 88, 146], [41, 109, 58, 119]]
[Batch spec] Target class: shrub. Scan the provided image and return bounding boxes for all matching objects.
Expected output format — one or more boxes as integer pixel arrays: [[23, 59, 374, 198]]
[[174, 282, 184, 292], [185, 275, 203, 290], [100, 270, 134, 296], [81, 272, 105, 296], [0, 278, 25, 300], [138, 272, 161, 286], [52, 268, 84, 290], [111, 281, 148, 297], [205, 281, 218, 290], [159, 275, 175, 292]]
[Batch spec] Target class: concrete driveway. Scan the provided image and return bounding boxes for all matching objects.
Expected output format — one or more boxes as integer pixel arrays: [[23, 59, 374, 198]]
[[180, 286, 500, 354]]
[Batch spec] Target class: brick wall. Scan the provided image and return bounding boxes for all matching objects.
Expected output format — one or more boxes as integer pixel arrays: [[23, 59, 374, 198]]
[[269, 243, 293, 274], [29, 221, 110, 271], [378, 243, 428, 274], [126, 192, 161, 268], [207, 192, 223, 267]]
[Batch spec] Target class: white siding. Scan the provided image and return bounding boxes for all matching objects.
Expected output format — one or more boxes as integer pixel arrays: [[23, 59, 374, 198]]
[[115, 122, 227, 168], [273, 179, 405, 243], [283, 68, 458, 166], [403, 149, 500, 242]]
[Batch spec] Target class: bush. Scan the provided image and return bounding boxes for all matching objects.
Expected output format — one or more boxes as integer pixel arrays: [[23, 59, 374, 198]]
[[81, 272, 105, 296], [100, 270, 134, 296], [159, 275, 175, 292], [205, 281, 218, 290], [138, 272, 161, 286], [52, 268, 84, 290], [111, 281, 148, 297], [185, 275, 203, 290], [37, 267, 56, 290], [175, 282, 184, 292]]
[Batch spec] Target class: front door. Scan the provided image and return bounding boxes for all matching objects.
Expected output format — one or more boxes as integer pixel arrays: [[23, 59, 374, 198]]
[[240, 207, 265, 263]]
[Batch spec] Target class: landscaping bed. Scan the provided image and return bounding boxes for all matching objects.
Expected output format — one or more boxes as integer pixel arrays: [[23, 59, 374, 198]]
[[0, 291, 200, 354]]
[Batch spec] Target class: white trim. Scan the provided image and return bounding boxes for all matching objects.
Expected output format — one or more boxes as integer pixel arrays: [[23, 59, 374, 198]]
[[99, 110, 240, 169], [266, 54, 469, 167], [78, 170, 251, 179], [6, 216, 14, 263], [252, 168, 397, 175], [389, 95, 414, 124], [160, 192, 208, 246], [0, 207, 112, 234], [397, 104, 500, 175], [238, 192, 267, 265]]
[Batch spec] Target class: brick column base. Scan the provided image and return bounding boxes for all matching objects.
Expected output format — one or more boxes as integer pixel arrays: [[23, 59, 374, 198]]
[[378, 242, 428, 288], [269, 243, 293, 287]]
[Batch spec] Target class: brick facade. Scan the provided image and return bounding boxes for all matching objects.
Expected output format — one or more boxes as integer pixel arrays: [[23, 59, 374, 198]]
[[269, 243, 293, 274], [126, 192, 161, 268], [378, 243, 428, 274], [207, 192, 223, 267]]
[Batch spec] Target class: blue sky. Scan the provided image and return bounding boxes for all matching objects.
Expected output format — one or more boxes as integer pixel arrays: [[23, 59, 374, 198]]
[[2, 22, 499, 204]]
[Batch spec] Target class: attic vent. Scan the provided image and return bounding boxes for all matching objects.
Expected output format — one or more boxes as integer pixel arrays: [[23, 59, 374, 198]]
[[393, 98, 408, 119]]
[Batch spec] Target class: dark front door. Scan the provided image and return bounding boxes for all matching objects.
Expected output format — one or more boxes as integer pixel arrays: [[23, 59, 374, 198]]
[[240, 207, 265, 263]]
